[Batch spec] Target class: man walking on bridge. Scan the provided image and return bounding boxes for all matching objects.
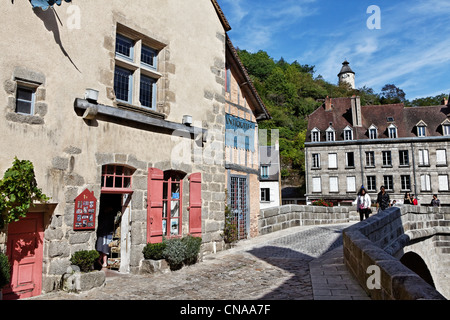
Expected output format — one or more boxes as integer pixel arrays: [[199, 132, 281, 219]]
[[376, 186, 390, 212]]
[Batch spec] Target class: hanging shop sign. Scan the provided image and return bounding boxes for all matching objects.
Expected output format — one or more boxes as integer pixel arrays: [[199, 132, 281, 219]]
[[73, 189, 97, 231]]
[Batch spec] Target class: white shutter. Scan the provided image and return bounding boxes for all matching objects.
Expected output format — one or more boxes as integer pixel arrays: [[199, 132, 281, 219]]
[[437, 149, 447, 166], [347, 176, 356, 192], [328, 153, 337, 169], [421, 175, 431, 191], [439, 175, 449, 191], [329, 177, 338, 192], [312, 177, 321, 192]]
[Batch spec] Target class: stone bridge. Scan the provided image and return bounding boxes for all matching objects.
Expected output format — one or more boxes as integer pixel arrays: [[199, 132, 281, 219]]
[[259, 204, 449, 300]]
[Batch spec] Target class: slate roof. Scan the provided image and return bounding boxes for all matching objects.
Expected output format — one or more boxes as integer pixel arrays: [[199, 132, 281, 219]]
[[338, 60, 355, 76], [306, 97, 450, 142]]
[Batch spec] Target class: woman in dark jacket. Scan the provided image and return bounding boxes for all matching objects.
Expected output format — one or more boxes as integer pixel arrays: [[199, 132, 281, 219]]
[[404, 192, 413, 205]]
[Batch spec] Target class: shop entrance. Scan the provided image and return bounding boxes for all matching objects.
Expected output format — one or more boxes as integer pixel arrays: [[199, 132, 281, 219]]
[[96, 194, 122, 270]]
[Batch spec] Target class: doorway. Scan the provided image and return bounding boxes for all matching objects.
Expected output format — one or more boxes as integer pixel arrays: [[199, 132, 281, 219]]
[[3, 213, 44, 300], [229, 176, 249, 240], [96, 194, 123, 270]]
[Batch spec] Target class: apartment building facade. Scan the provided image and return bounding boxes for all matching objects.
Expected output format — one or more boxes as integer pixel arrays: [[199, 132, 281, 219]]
[[305, 96, 450, 206]]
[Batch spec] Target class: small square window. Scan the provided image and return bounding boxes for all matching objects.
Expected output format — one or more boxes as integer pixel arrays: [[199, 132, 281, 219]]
[[16, 86, 35, 115]]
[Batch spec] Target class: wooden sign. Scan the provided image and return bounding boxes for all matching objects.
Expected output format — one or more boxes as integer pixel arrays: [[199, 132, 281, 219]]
[[73, 189, 96, 231]]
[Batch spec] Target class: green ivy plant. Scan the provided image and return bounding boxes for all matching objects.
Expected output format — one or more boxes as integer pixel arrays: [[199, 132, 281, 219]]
[[0, 157, 50, 229]]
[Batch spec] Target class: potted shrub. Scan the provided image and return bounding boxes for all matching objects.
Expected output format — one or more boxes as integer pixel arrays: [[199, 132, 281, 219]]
[[141, 242, 169, 274], [63, 250, 105, 293], [0, 252, 11, 300], [70, 250, 99, 272]]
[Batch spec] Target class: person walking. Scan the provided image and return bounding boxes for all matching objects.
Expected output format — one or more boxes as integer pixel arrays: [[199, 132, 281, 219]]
[[431, 194, 440, 207], [356, 187, 372, 221], [376, 186, 390, 212], [404, 192, 413, 205]]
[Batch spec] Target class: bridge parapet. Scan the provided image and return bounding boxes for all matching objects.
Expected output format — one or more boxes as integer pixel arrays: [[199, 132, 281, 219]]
[[258, 205, 349, 235], [343, 205, 450, 300]]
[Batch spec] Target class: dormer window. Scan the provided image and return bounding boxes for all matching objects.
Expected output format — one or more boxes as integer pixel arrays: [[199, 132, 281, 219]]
[[311, 127, 321, 142], [326, 126, 335, 142], [442, 120, 450, 136], [416, 120, 427, 137], [368, 124, 378, 139], [388, 124, 398, 139], [343, 126, 353, 141]]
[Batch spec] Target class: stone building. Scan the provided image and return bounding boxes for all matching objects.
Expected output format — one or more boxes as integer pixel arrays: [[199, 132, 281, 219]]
[[224, 37, 271, 240], [0, 0, 267, 299], [305, 95, 450, 206], [259, 144, 281, 209]]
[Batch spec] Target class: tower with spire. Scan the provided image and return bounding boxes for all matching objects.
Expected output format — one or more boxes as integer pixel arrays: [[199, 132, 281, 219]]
[[338, 60, 355, 89]]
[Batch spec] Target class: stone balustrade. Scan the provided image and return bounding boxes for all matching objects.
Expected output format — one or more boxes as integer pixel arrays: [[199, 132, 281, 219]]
[[343, 205, 450, 300], [258, 205, 349, 236]]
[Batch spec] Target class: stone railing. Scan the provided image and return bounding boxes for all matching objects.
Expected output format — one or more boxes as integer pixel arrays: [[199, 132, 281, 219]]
[[343, 205, 449, 300], [258, 205, 349, 236]]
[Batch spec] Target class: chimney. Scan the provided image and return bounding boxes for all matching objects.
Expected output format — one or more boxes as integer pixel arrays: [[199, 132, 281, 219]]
[[325, 96, 332, 111], [351, 96, 362, 127], [443, 95, 449, 106]]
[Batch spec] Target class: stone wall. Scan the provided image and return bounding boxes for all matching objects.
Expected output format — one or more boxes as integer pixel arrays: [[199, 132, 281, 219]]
[[258, 205, 350, 236], [343, 205, 450, 300]]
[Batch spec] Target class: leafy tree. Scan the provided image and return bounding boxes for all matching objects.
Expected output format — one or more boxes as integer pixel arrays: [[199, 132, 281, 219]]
[[409, 93, 448, 107], [379, 84, 406, 104], [0, 157, 50, 229]]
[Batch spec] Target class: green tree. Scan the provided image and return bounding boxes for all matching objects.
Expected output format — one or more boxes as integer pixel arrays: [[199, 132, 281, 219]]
[[0, 157, 50, 229]]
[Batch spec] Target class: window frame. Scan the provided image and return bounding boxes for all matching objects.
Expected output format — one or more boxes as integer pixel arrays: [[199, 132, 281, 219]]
[[343, 127, 353, 141], [345, 152, 355, 168], [399, 150, 409, 166], [418, 149, 430, 166], [261, 165, 269, 178], [417, 126, 426, 137], [401, 175, 411, 191], [162, 173, 183, 239], [114, 32, 161, 111], [365, 151, 375, 167], [438, 175, 449, 191], [312, 153, 321, 169], [436, 149, 447, 166], [383, 175, 394, 191], [420, 174, 431, 192], [101, 164, 134, 194], [366, 176, 376, 192], [388, 124, 398, 139], [15, 85, 36, 116], [260, 188, 271, 202], [382, 151, 392, 167]]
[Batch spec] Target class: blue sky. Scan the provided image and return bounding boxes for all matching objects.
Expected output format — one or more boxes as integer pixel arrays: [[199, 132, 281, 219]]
[[217, 0, 450, 101]]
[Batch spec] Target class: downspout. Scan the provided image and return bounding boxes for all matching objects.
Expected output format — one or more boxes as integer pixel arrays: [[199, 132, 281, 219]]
[[305, 146, 309, 203], [411, 142, 418, 197]]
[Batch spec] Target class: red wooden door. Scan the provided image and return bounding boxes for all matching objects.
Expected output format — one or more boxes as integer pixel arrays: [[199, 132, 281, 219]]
[[3, 213, 44, 300]]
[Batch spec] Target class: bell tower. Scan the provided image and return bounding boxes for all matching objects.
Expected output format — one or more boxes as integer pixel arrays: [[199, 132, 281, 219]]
[[338, 60, 355, 89]]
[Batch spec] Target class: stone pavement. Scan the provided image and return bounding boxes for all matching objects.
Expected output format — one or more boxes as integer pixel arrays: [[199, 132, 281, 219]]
[[29, 223, 370, 300]]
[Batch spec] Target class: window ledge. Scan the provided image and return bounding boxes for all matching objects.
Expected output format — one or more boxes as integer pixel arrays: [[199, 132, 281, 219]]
[[74, 98, 206, 141]]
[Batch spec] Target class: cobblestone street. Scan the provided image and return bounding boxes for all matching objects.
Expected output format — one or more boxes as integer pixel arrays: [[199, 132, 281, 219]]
[[29, 223, 370, 300]]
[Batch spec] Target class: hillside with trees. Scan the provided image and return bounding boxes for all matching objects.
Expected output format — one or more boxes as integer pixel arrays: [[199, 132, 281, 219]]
[[237, 49, 448, 190]]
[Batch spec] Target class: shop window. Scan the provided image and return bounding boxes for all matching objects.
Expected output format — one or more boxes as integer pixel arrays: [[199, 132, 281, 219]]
[[147, 169, 201, 244], [162, 171, 183, 238], [101, 165, 134, 194]]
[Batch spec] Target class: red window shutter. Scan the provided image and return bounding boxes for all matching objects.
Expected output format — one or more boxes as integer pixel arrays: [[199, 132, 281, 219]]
[[189, 172, 202, 237], [147, 168, 164, 244]]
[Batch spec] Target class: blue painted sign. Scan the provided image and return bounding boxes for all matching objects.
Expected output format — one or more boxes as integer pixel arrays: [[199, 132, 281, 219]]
[[225, 114, 255, 152], [30, 0, 72, 10]]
